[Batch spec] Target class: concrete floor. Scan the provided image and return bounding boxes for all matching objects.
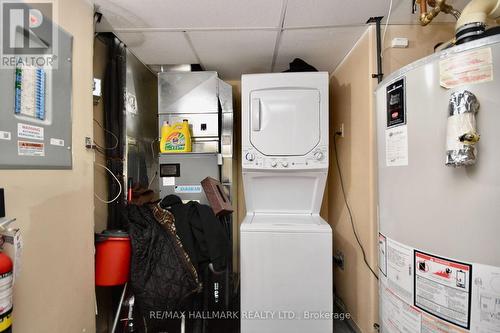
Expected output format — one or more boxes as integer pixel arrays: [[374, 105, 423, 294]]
[[332, 302, 357, 333], [334, 318, 356, 333]]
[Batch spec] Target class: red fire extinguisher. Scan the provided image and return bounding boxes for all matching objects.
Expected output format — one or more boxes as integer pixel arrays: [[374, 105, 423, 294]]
[[0, 253, 13, 333]]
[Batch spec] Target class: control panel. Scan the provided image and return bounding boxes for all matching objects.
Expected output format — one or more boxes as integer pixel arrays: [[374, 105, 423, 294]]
[[242, 145, 328, 170]]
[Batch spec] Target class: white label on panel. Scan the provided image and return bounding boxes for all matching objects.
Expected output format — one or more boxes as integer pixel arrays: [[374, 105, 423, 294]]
[[175, 185, 202, 194], [126, 93, 137, 115], [17, 123, 44, 141], [440, 47, 493, 89], [379, 233, 388, 276], [387, 238, 414, 303], [162, 177, 175, 187], [386, 125, 408, 167], [50, 138, 64, 147], [414, 251, 472, 329], [471, 263, 500, 333], [17, 141, 44, 156], [381, 285, 422, 333], [0, 131, 11, 141]]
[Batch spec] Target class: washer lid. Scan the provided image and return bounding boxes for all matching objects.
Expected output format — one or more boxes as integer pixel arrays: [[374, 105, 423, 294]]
[[241, 214, 331, 233], [249, 88, 320, 156]]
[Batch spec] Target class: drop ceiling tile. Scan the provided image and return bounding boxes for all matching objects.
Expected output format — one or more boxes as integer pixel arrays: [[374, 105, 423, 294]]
[[274, 26, 368, 73], [116, 32, 198, 65], [188, 30, 278, 80], [284, 0, 389, 27], [96, 0, 284, 29], [284, 0, 470, 27]]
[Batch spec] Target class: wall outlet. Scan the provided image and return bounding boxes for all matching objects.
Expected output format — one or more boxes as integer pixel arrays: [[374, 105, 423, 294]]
[[336, 123, 345, 137], [333, 251, 345, 270], [85, 137, 94, 149]]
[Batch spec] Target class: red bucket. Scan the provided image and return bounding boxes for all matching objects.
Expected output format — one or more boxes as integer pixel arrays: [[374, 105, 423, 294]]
[[95, 230, 131, 287]]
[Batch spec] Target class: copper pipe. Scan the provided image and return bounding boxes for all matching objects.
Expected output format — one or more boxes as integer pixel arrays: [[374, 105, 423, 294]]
[[420, 0, 428, 15], [419, 0, 461, 25]]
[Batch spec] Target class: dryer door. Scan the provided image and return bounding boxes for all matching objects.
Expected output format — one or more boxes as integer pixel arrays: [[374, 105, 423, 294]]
[[249, 88, 320, 156]]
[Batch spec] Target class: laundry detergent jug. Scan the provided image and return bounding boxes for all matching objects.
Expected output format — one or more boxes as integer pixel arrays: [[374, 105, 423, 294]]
[[160, 120, 192, 153]]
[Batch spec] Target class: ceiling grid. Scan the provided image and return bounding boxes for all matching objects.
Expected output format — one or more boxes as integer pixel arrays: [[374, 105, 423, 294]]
[[95, 0, 469, 79], [270, 0, 289, 73]]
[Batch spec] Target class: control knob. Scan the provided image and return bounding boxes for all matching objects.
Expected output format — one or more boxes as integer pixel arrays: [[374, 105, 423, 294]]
[[281, 161, 289, 168], [245, 152, 255, 161], [270, 160, 277, 168], [314, 151, 324, 161]]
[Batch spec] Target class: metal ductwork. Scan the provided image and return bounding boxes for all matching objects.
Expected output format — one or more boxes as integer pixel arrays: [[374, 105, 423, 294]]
[[148, 64, 204, 73]]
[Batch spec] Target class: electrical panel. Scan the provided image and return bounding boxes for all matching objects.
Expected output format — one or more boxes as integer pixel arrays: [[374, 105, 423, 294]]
[[0, 28, 73, 169]]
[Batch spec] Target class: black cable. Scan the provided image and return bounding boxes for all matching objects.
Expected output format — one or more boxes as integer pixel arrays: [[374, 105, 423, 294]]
[[333, 133, 379, 280]]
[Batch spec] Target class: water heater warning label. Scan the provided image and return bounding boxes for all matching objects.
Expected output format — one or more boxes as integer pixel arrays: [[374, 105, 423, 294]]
[[440, 48, 493, 89], [381, 285, 422, 333], [414, 250, 472, 329], [471, 264, 500, 333]]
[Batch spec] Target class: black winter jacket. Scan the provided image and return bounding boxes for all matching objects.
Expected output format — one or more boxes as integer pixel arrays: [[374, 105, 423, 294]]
[[160, 195, 229, 273]]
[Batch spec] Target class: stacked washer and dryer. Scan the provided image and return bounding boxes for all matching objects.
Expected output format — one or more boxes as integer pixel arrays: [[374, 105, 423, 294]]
[[240, 72, 333, 333]]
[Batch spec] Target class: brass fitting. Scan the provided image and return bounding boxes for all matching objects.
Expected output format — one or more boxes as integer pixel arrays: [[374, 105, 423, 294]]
[[419, 0, 461, 25]]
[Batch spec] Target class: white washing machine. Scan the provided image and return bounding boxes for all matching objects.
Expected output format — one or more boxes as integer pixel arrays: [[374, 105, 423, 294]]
[[240, 72, 333, 333]]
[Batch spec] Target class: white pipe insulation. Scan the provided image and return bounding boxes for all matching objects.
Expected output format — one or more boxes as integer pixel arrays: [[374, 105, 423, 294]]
[[456, 0, 500, 30]]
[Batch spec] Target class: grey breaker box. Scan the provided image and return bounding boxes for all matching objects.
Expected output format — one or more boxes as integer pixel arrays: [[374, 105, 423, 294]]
[[0, 27, 73, 169], [157, 71, 234, 204]]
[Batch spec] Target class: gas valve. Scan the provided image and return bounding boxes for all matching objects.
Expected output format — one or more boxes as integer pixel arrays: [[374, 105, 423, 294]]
[[445, 90, 480, 167]]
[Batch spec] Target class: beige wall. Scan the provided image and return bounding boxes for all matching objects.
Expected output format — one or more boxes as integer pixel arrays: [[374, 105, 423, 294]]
[[329, 27, 379, 333], [381, 24, 455, 76], [329, 24, 455, 332], [0, 0, 96, 332]]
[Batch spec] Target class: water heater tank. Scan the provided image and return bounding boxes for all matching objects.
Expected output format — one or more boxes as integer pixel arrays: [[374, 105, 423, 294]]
[[375, 35, 500, 333]]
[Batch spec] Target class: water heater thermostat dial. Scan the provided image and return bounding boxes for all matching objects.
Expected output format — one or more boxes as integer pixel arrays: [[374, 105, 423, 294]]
[[245, 152, 255, 161]]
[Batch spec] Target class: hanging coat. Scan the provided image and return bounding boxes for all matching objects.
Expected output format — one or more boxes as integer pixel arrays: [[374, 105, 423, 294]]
[[160, 195, 229, 273], [124, 203, 202, 331]]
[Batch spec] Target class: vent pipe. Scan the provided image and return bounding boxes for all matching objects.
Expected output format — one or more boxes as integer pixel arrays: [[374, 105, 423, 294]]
[[456, 0, 500, 43]]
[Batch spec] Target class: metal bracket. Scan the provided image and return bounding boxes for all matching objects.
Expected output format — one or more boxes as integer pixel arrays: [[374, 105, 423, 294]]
[[366, 16, 384, 83]]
